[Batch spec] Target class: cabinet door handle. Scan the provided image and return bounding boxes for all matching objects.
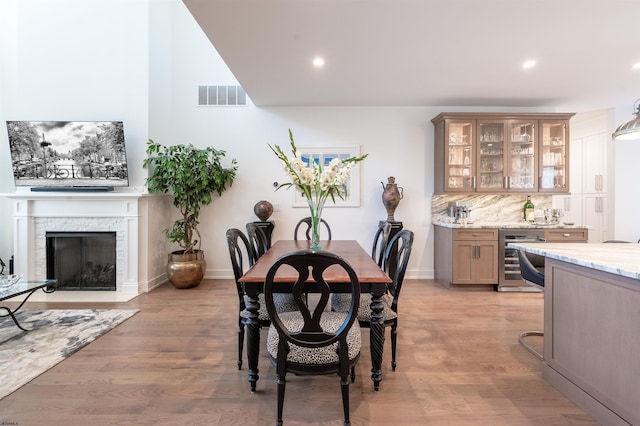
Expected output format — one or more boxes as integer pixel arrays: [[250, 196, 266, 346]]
[[472, 176, 477, 189]]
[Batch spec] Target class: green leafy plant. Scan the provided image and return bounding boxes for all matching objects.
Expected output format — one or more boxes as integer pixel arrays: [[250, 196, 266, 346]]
[[143, 140, 238, 253]]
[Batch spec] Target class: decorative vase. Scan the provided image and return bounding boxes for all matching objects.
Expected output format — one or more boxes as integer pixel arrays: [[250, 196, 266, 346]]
[[381, 176, 404, 221], [307, 197, 326, 250], [253, 200, 273, 221], [166, 250, 206, 289]]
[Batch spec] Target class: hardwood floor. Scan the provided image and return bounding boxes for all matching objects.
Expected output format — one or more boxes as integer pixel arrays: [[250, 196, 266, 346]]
[[0, 279, 597, 425]]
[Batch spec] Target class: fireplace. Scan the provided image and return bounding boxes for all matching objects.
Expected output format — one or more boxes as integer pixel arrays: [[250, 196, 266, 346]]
[[1, 191, 172, 302], [46, 231, 117, 291]]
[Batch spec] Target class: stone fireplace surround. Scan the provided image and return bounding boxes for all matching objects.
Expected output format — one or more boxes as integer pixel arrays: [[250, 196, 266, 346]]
[[2, 191, 168, 302]]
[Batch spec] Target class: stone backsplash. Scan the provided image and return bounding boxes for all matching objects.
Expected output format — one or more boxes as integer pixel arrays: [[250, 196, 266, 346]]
[[432, 194, 553, 223]]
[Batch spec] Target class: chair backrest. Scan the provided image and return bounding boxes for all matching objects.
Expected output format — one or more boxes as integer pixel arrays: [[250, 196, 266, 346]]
[[382, 229, 414, 313], [264, 250, 359, 349], [517, 250, 545, 290], [226, 228, 256, 308], [293, 217, 332, 241], [245, 222, 270, 260], [371, 222, 392, 267]]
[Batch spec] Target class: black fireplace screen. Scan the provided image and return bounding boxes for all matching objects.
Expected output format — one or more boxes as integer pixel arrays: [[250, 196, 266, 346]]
[[46, 231, 116, 291]]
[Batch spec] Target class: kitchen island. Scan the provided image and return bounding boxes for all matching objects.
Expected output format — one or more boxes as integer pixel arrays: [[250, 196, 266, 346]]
[[508, 242, 640, 426]]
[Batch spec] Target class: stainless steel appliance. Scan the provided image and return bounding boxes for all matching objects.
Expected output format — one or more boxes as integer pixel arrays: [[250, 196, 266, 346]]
[[447, 201, 471, 224], [497, 229, 545, 292]]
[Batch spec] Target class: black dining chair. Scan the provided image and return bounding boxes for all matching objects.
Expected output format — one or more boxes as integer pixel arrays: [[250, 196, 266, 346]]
[[332, 229, 414, 371], [225, 228, 296, 370], [293, 217, 332, 241], [371, 221, 392, 267], [517, 249, 545, 360], [246, 222, 270, 259], [264, 250, 361, 426]]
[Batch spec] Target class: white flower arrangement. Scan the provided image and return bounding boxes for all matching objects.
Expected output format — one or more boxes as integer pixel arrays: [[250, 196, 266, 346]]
[[269, 129, 367, 204], [269, 129, 367, 249]]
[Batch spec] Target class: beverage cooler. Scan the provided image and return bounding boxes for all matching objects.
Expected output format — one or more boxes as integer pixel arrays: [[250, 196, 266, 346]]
[[497, 229, 545, 292]]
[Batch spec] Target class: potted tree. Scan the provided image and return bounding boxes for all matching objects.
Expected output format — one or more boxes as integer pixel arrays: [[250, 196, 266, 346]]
[[143, 139, 238, 288]]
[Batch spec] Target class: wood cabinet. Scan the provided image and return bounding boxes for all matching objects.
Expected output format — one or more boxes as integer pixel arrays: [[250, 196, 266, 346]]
[[435, 225, 588, 288], [432, 112, 575, 194], [544, 228, 588, 242], [434, 226, 498, 286]]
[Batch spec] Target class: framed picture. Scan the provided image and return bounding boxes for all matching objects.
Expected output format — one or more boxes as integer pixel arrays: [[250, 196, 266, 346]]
[[292, 145, 362, 207]]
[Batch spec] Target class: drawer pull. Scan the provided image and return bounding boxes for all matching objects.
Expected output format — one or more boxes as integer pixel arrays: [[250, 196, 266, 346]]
[[563, 233, 570, 237]]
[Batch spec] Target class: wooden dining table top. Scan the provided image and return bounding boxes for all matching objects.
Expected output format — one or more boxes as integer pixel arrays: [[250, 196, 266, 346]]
[[239, 240, 392, 284]]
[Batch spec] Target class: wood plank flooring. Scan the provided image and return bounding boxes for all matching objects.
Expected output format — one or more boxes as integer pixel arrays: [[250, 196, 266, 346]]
[[0, 279, 598, 425]]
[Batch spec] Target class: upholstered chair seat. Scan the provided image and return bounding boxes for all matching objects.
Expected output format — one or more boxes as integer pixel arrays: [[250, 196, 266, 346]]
[[267, 311, 361, 365]]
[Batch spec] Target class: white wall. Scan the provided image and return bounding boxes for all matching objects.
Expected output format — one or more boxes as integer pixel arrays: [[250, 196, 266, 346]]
[[147, 2, 437, 278], [613, 104, 640, 242], [2, 0, 639, 283], [0, 0, 150, 271]]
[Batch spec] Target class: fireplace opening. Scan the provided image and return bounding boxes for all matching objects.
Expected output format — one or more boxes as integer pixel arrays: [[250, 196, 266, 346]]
[[46, 231, 117, 291]]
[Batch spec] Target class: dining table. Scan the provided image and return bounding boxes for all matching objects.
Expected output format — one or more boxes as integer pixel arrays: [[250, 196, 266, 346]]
[[239, 239, 392, 392]]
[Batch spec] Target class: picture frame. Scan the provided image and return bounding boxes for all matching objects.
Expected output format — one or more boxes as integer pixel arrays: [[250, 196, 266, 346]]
[[292, 145, 362, 207]]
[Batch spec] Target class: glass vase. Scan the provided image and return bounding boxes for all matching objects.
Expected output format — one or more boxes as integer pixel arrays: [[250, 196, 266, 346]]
[[307, 197, 326, 250]]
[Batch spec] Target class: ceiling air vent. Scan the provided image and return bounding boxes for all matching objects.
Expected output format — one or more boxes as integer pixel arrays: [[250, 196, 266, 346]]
[[198, 85, 247, 106]]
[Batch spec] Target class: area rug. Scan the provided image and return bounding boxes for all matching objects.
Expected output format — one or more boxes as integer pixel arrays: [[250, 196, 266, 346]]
[[0, 309, 138, 399]]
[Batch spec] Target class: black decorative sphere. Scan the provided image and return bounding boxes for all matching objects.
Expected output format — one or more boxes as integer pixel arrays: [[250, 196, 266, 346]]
[[254, 200, 273, 221]]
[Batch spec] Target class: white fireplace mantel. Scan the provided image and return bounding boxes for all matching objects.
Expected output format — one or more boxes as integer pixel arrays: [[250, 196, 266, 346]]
[[1, 191, 163, 302]]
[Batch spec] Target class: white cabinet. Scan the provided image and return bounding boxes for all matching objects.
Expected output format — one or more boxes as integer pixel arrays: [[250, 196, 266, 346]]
[[582, 134, 607, 194], [556, 124, 612, 242], [583, 194, 607, 243]]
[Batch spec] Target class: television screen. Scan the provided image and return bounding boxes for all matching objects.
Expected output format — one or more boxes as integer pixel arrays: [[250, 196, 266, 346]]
[[6, 121, 129, 188]]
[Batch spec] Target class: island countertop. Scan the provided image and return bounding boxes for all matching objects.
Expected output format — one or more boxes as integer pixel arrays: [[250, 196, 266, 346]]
[[507, 242, 640, 281]]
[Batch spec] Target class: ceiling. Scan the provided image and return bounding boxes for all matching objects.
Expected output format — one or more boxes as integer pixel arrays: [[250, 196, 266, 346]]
[[183, 0, 640, 112]]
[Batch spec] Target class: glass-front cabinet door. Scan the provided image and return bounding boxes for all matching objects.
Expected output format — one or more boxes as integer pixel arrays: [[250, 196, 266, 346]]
[[477, 121, 505, 192], [444, 120, 474, 192], [539, 121, 568, 192], [507, 120, 537, 192]]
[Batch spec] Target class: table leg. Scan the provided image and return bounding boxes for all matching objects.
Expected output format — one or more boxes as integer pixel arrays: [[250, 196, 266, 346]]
[[0, 287, 45, 332], [0, 306, 31, 332], [369, 287, 385, 391], [243, 288, 261, 392]]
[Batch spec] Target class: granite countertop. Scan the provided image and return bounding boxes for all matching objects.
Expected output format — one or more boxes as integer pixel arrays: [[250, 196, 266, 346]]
[[432, 219, 587, 229], [508, 242, 640, 281]]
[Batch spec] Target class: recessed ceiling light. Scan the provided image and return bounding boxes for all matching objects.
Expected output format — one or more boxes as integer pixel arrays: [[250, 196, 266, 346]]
[[632, 62, 640, 70], [312, 57, 325, 68], [522, 60, 537, 70]]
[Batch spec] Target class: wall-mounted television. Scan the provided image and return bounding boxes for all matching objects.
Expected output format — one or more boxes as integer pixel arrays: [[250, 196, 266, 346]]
[[6, 121, 129, 190]]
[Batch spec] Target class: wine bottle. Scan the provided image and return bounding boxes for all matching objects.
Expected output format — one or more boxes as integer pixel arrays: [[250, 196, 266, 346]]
[[523, 195, 535, 222]]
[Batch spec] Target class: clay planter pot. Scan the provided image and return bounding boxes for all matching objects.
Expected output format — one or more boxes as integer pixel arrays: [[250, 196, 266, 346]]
[[166, 250, 206, 289]]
